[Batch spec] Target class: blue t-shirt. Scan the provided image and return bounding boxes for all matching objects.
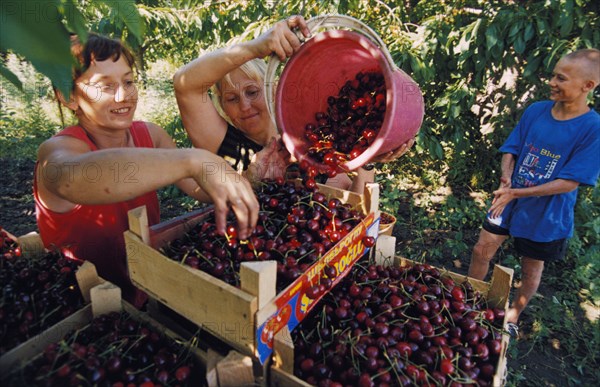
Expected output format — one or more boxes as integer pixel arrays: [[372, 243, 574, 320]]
[[497, 101, 600, 242]]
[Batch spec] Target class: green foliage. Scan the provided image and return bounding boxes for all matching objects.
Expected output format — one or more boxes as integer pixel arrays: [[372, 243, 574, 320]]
[[569, 185, 600, 302], [0, 55, 62, 159], [0, 0, 144, 98], [376, 161, 486, 263]]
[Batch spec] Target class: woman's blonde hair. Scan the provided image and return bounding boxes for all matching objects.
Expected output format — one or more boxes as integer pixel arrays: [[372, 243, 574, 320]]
[[210, 58, 267, 125]]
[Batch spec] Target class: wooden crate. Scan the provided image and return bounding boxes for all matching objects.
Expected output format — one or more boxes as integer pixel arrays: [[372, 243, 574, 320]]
[[270, 235, 514, 387], [124, 182, 381, 363], [0, 259, 101, 373], [0, 284, 210, 385], [0, 228, 45, 259]]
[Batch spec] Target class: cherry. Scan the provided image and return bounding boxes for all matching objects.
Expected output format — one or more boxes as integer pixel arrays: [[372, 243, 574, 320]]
[[362, 236, 375, 247], [175, 365, 191, 382], [451, 286, 465, 302]]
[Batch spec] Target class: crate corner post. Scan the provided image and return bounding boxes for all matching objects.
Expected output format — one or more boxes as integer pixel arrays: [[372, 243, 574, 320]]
[[240, 261, 277, 310], [489, 264, 514, 309], [364, 182, 380, 216], [127, 205, 150, 244]]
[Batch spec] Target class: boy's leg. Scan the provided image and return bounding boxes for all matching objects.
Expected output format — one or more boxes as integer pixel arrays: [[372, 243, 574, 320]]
[[468, 228, 508, 280], [507, 237, 566, 324], [506, 257, 544, 324]]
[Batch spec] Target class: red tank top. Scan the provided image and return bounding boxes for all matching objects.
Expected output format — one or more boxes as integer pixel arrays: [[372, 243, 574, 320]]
[[34, 122, 160, 308]]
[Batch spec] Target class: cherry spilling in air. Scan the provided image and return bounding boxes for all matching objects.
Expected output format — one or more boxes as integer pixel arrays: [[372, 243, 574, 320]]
[[298, 70, 386, 179]]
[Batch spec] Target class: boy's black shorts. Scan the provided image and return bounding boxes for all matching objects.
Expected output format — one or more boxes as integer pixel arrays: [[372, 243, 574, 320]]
[[482, 218, 567, 262]]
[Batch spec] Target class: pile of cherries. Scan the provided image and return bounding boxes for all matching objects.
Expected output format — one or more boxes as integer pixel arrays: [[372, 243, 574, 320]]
[[301, 70, 386, 174], [162, 179, 366, 292], [380, 212, 395, 225], [0, 228, 84, 355], [6, 311, 199, 386], [292, 260, 506, 386]]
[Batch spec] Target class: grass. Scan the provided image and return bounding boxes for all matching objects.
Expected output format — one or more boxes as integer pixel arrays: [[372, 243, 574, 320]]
[[2, 56, 599, 385]]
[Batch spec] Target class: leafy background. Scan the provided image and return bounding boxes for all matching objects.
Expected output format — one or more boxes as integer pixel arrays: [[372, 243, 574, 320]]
[[1, 0, 599, 385]]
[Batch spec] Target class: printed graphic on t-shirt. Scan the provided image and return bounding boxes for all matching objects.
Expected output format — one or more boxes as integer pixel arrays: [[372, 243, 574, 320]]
[[515, 142, 561, 187]]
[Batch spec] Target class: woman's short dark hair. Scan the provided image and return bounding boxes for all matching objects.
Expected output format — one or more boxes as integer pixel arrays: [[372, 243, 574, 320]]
[[70, 33, 136, 83], [55, 33, 137, 124]]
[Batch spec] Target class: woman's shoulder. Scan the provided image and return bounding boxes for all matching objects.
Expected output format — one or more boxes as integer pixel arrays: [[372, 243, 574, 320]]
[[134, 121, 172, 148]]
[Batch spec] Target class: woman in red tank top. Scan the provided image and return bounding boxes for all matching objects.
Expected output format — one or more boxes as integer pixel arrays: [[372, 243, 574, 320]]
[[34, 34, 259, 308]]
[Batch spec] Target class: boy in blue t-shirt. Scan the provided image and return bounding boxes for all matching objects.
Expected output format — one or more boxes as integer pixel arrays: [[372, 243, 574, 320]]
[[468, 48, 600, 337]]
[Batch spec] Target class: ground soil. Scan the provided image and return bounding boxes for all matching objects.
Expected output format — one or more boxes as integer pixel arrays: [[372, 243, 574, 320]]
[[0, 156, 589, 386]]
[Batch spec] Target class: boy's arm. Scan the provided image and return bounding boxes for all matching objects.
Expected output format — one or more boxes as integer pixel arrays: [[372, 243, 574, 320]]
[[488, 178, 579, 218], [499, 153, 516, 188]]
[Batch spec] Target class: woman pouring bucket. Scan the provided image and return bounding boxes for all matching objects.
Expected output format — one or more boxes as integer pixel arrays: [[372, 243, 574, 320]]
[[174, 15, 423, 194]]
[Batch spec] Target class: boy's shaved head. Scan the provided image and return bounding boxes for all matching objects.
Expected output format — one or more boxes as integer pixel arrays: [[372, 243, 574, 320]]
[[563, 48, 600, 85]]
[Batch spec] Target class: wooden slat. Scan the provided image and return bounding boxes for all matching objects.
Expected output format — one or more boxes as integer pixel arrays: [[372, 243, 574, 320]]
[[364, 182, 380, 215], [125, 231, 258, 354], [150, 208, 213, 250], [273, 326, 294, 374], [314, 181, 364, 209], [90, 282, 122, 317], [488, 264, 514, 308], [0, 305, 93, 374], [270, 367, 311, 387]]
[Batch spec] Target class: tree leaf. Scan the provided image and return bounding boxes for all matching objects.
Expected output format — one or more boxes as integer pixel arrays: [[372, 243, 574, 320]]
[[523, 54, 542, 78], [523, 23, 534, 42], [514, 36, 525, 54], [0, 0, 73, 97], [508, 22, 521, 39], [559, 13, 574, 37], [0, 63, 23, 91], [61, 0, 89, 40], [485, 25, 499, 50], [96, 0, 146, 43]]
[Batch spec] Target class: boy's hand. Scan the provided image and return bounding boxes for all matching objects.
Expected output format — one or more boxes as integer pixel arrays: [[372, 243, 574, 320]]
[[488, 187, 516, 218]]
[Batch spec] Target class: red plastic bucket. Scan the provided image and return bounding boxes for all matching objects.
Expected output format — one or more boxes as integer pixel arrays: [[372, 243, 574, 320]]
[[266, 16, 424, 172]]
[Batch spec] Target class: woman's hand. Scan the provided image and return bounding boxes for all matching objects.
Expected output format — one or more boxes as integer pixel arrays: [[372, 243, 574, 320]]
[[249, 15, 311, 60], [371, 137, 415, 163], [190, 154, 259, 239], [245, 137, 292, 183]]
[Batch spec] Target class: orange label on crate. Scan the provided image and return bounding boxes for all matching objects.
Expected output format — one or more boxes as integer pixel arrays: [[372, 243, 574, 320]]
[[256, 213, 377, 363]]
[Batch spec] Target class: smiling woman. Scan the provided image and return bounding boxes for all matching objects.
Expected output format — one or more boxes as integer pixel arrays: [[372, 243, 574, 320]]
[[173, 16, 408, 193], [33, 33, 260, 309]]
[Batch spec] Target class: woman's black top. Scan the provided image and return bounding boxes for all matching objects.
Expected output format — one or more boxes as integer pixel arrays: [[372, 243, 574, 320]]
[[217, 124, 326, 183], [217, 124, 263, 172]]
